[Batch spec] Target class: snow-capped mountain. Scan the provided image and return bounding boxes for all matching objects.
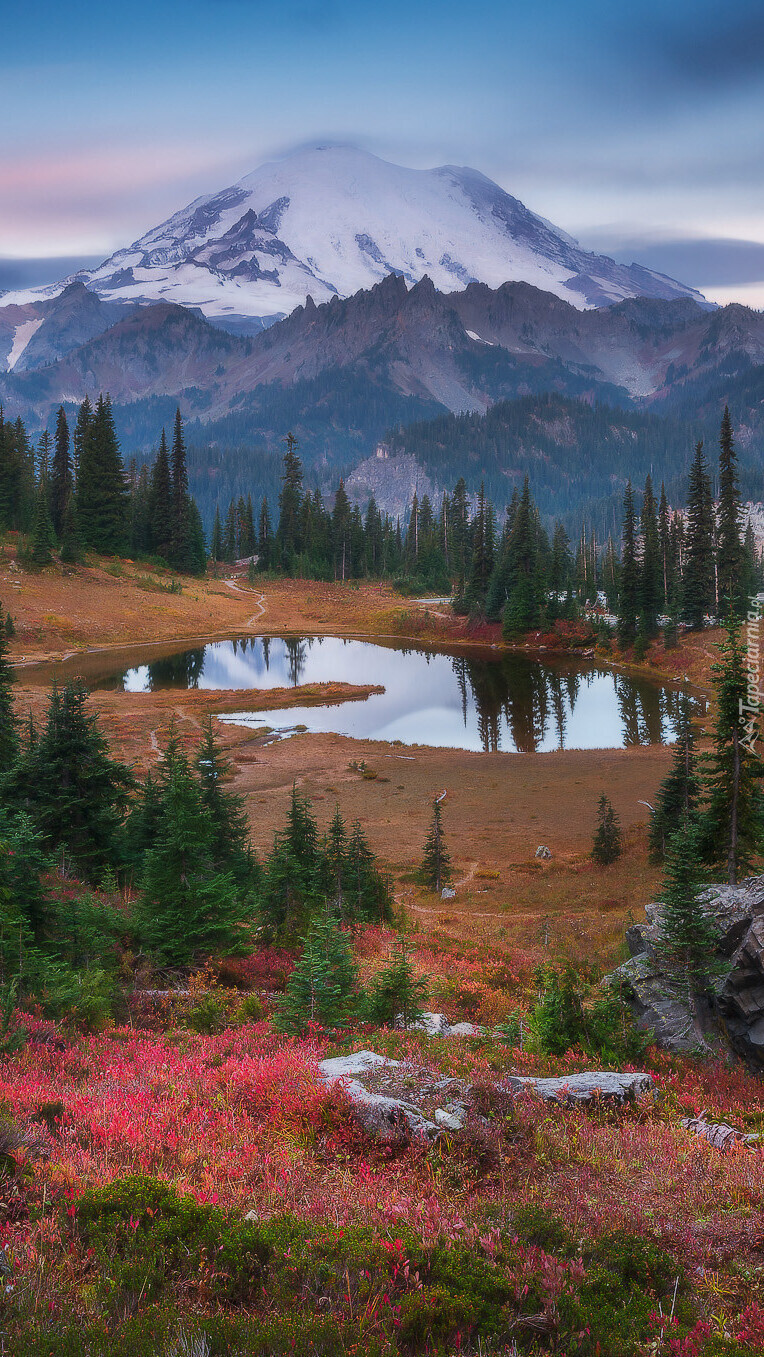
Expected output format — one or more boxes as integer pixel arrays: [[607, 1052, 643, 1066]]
[[1, 145, 704, 349]]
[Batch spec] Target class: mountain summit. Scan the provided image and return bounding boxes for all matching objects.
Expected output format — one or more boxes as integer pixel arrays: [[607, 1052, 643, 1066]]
[[5, 146, 704, 334]]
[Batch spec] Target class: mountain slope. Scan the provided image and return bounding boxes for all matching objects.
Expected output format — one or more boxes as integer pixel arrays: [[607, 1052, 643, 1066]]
[[0, 145, 704, 341], [5, 274, 764, 447]]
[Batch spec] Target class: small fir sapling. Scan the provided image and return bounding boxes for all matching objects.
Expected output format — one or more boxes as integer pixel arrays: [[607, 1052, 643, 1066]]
[[420, 797, 452, 893], [274, 912, 359, 1035], [363, 936, 428, 1029], [591, 792, 622, 864]]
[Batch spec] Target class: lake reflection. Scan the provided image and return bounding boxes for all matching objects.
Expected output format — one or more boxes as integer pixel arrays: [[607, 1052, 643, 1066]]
[[95, 635, 699, 754]]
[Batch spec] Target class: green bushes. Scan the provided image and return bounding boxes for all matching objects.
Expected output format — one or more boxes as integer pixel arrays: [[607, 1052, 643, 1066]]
[[528, 963, 646, 1062], [74, 1176, 269, 1307], [58, 1187, 703, 1357]]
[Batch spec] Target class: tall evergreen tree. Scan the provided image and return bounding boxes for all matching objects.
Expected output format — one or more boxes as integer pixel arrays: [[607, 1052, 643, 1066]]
[[195, 716, 255, 885], [655, 818, 719, 1044], [149, 429, 173, 560], [649, 697, 700, 862], [274, 913, 359, 1035], [618, 480, 640, 645], [683, 441, 716, 629], [258, 496, 273, 569], [658, 482, 673, 612], [332, 480, 352, 581], [210, 504, 223, 563], [59, 493, 84, 565], [30, 477, 55, 566], [137, 742, 248, 964], [717, 406, 744, 613], [591, 793, 622, 865], [50, 407, 73, 540], [420, 798, 452, 893], [0, 603, 18, 775], [276, 433, 303, 566], [76, 395, 128, 555], [639, 474, 661, 637], [6, 681, 134, 879], [702, 612, 764, 883]]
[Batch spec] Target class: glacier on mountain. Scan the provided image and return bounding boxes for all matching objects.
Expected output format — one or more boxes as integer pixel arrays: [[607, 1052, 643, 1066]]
[[1, 144, 705, 332]]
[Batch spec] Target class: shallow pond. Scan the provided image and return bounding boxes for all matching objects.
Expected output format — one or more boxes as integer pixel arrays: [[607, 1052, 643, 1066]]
[[46, 634, 702, 754]]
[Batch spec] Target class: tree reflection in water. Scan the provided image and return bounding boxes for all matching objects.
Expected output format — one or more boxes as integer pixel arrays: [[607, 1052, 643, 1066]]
[[450, 654, 680, 754], [146, 648, 205, 690]]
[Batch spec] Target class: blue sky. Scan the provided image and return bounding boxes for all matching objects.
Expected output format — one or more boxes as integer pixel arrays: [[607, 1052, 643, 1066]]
[[3, 0, 764, 302]]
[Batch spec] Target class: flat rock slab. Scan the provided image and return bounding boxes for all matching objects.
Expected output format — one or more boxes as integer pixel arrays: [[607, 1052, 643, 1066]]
[[319, 1050, 400, 1080], [505, 1071, 654, 1104]]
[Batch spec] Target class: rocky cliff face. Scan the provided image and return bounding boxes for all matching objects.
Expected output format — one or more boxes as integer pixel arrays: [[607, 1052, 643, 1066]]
[[612, 876, 764, 1069]]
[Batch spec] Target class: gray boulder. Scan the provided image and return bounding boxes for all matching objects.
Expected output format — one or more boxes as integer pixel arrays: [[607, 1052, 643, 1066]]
[[535, 845, 552, 859], [318, 1051, 439, 1140], [505, 1071, 653, 1104], [610, 875, 764, 1069]]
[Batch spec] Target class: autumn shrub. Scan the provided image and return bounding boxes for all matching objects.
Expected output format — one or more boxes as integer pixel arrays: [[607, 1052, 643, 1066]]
[[558, 1229, 692, 1357], [73, 1175, 270, 1308], [512, 1203, 577, 1258], [184, 990, 230, 1034], [396, 1286, 477, 1353], [213, 948, 294, 993], [233, 993, 263, 1023], [10, 1312, 368, 1357]]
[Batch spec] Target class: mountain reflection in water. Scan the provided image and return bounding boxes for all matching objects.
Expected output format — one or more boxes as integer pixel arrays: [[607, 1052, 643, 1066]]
[[84, 635, 701, 754]]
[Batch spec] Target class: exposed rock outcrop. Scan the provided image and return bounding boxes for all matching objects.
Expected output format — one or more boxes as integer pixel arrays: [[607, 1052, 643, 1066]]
[[318, 1050, 654, 1141], [610, 875, 764, 1069]]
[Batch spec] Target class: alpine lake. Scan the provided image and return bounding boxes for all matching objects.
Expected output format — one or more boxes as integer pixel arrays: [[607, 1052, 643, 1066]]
[[33, 634, 704, 755]]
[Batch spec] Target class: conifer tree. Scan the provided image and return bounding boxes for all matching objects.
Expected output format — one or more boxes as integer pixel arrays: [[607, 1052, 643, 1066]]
[[137, 744, 248, 964], [274, 912, 359, 1035], [325, 805, 347, 916], [50, 406, 73, 540], [72, 395, 92, 485], [655, 818, 719, 1043], [332, 480, 352, 581], [702, 612, 764, 883], [30, 478, 55, 566], [0, 603, 18, 775], [224, 499, 237, 563], [195, 716, 255, 885], [258, 496, 273, 570], [420, 798, 452, 893], [345, 818, 391, 924], [649, 697, 700, 862], [6, 681, 133, 879], [640, 474, 661, 636], [363, 936, 428, 1029], [683, 441, 715, 629], [59, 493, 83, 565], [276, 433, 303, 567], [658, 482, 672, 611], [149, 429, 173, 560], [717, 406, 744, 613], [210, 504, 223, 564], [242, 495, 256, 556], [76, 395, 128, 555], [591, 793, 622, 864], [618, 480, 639, 645], [463, 483, 494, 617]]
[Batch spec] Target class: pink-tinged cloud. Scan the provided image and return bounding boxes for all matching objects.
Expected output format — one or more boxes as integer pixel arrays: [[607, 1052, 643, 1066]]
[[0, 140, 247, 255]]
